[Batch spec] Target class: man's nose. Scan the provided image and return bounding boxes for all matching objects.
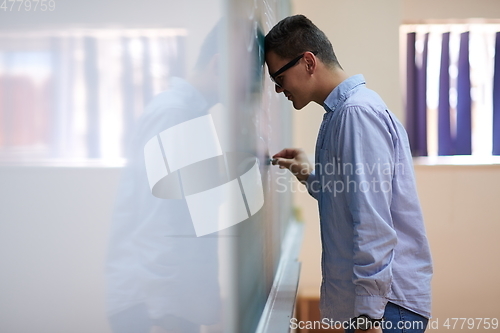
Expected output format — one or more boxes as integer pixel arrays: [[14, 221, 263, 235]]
[[275, 84, 284, 93]]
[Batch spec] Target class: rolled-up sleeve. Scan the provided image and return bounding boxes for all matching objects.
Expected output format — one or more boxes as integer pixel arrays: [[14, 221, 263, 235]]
[[337, 106, 398, 319]]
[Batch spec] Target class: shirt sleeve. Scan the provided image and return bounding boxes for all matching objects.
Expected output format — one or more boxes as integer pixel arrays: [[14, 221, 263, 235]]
[[337, 106, 398, 319], [305, 170, 320, 200]]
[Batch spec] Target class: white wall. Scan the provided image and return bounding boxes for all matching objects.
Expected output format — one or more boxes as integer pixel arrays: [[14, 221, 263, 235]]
[[402, 0, 500, 21], [291, 0, 500, 323], [415, 164, 500, 321]]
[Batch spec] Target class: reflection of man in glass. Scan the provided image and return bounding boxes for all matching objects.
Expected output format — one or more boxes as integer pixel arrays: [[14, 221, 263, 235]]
[[105, 22, 222, 333]]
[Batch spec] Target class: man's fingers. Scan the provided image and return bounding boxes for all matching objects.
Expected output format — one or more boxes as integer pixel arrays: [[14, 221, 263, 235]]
[[272, 148, 301, 159], [276, 159, 307, 175], [272, 154, 312, 183], [275, 158, 294, 169]]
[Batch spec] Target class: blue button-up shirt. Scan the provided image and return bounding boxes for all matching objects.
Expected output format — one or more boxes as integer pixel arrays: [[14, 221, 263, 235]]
[[306, 75, 432, 321]]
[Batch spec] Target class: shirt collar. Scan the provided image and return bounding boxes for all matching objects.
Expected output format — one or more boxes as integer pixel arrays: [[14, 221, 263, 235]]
[[323, 74, 366, 113]]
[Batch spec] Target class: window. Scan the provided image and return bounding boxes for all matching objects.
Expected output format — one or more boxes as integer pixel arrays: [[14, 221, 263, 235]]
[[402, 22, 500, 159]]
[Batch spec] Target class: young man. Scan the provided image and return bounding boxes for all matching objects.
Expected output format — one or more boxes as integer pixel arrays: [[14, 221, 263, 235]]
[[265, 15, 432, 333]]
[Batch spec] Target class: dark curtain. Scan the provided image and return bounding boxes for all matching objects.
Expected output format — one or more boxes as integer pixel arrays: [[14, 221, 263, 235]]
[[406, 32, 429, 156], [493, 32, 500, 155], [416, 33, 429, 156], [406, 33, 420, 156], [438, 32, 454, 155], [456, 32, 472, 155]]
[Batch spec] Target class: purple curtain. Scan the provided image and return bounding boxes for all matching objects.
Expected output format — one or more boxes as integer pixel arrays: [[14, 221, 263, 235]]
[[416, 33, 429, 156], [493, 32, 500, 155], [406, 32, 418, 155], [438, 32, 454, 155], [456, 31, 472, 155], [406, 32, 429, 156]]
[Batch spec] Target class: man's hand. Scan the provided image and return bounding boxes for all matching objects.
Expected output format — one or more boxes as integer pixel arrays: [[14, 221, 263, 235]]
[[272, 148, 313, 183]]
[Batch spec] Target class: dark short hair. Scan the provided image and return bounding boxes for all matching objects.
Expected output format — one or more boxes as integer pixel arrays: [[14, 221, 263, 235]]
[[265, 15, 341, 69]]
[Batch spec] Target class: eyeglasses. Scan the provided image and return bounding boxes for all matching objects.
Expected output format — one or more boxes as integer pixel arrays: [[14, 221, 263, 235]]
[[270, 51, 318, 88]]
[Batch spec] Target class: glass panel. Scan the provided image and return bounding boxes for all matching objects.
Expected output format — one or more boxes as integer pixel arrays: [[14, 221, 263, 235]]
[[0, 1, 294, 333]]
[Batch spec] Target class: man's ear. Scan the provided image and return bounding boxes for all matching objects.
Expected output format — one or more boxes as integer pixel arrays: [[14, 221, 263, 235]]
[[303, 51, 317, 74]]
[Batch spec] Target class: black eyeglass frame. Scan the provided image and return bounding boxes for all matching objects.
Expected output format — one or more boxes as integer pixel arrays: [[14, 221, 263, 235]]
[[270, 51, 318, 88]]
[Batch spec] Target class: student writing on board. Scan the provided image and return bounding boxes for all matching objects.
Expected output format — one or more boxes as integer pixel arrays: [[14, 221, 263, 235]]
[[265, 15, 432, 333]]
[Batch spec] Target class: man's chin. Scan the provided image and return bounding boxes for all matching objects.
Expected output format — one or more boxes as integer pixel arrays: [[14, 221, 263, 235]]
[[292, 100, 308, 110]]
